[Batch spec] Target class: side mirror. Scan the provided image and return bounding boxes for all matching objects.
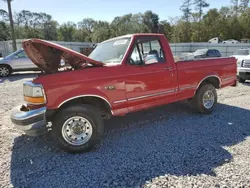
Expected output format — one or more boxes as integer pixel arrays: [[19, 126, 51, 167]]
[[144, 54, 158, 65]]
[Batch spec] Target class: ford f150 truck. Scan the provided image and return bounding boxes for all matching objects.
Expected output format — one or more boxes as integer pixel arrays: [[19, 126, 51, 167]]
[[10, 33, 237, 153]]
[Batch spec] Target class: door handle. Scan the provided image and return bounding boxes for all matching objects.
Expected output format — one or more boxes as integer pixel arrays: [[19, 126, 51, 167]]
[[163, 66, 173, 70]]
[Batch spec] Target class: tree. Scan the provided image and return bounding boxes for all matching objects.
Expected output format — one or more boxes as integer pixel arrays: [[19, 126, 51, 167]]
[[142, 10, 159, 33], [231, 0, 239, 16], [0, 21, 9, 40], [2, 0, 16, 51], [194, 0, 210, 41], [58, 21, 76, 41], [239, 7, 250, 37], [203, 9, 221, 40], [78, 18, 96, 33], [0, 9, 8, 21], [180, 0, 193, 42], [239, 0, 250, 12], [91, 21, 111, 42], [219, 6, 231, 18]]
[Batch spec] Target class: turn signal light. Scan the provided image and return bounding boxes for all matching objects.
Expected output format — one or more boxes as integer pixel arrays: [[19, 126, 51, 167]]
[[24, 96, 46, 105]]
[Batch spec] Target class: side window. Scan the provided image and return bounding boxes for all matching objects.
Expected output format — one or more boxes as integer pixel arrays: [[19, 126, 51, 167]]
[[129, 39, 166, 65]]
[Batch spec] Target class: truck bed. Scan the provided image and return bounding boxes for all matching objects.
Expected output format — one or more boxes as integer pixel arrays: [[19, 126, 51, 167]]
[[176, 57, 237, 100]]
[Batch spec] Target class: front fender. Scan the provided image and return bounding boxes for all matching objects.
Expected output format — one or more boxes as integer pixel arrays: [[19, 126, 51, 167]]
[[46, 86, 112, 109]]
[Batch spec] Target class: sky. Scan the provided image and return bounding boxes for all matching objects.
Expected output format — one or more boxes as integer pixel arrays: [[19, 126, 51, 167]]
[[0, 0, 231, 24]]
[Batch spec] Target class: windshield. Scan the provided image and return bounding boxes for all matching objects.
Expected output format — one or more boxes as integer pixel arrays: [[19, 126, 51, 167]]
[[88, 37, 131, 64], [233, 49, 249, 56], [4, 49, 24, 59]]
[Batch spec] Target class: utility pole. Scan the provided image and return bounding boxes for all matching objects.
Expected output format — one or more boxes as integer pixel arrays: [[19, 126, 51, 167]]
[[5, 0, 17, 51]]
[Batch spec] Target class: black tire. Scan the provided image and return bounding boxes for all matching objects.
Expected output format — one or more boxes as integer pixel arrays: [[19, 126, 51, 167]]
[[51, 104, 104, 153], [0, 65, 11, 77], [191, 84, 217, 114], [239, 77, 245, 83]]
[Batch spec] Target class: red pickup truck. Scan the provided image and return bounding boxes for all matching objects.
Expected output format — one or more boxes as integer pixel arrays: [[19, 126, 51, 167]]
[[10, 33, 237, 153]]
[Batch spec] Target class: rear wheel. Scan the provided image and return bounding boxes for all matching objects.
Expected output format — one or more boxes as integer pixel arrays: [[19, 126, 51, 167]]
[[0, 65, 11, 77], [191, 84, 217, 114], [51, 104, 104, 153]]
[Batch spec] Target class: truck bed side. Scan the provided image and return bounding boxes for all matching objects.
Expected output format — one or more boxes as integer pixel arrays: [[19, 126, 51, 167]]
[[176, 57, 237, 100]]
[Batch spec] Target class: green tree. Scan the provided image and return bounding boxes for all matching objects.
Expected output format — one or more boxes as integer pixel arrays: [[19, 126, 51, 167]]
[[203, 9, 221, 40], [91, 21, 111, 42], [180, 0, 193, 42], [159, 20, 172, 41], [239, 7, 250, 38], [0, 21, 9, 40], [239, 0, 250, 12], [58, 21, 76, 41], [194, 0, 209, 41], [78, 18, 96, 33], [231, 0, 239, 16], [142, 10, 159, 33]]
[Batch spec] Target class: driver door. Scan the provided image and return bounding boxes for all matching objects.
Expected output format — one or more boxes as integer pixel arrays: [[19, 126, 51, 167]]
[[124, 36, 177, 111]]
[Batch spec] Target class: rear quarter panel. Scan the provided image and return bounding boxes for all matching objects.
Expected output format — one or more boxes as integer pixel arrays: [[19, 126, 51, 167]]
[[176, 57, 237, 100]]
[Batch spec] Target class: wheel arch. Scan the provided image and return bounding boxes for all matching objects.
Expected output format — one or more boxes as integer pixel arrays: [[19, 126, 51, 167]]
[[196, 75, 221, 91], [56, 95, 113, 119], [0, 63, 12, 71]]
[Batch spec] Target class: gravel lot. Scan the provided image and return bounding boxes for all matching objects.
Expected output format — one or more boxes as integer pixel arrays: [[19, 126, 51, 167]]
[[0, 73, 250, 188]]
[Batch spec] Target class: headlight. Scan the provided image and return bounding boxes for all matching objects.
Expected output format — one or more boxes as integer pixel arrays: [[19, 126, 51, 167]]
[[23, 81, 46, 105], [237, 59, 242, 67]]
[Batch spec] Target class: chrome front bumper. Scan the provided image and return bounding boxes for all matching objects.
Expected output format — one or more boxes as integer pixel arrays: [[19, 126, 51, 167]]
[[237, 67, 250, 74], [10, 106, 48, 136]]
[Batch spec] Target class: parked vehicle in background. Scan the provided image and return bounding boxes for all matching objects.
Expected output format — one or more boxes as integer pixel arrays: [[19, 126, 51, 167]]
[[222, 39, 240, 44], [231, 48, 250, 60], [237, 59, 250, 83], [193, 49, 222, 59], [0, 48, 66, 77], [208, 37, 222, 44], [10, 34, 237, 153], [240, 38, 250, 43], [0, 49, 39, 77], [232, 49, 250, 82]]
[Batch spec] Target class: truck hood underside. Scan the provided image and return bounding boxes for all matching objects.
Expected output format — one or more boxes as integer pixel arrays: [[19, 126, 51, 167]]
[[22, 39, 104, 73]]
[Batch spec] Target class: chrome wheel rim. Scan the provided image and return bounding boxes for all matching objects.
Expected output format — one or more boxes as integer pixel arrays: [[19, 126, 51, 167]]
[[62, 116, 93, 146], [202, 90, 215, 109], [0, 67, 9, 76]]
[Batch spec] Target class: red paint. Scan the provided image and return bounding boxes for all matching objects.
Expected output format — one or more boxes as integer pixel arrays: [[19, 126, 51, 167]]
[[30, 33, 237, 116]]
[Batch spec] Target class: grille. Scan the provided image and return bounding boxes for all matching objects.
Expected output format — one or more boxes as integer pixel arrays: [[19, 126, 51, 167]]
[[243, 60, 250, 68]]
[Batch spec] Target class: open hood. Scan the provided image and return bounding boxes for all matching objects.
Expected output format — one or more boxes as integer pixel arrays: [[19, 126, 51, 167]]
[[22, 39, 104, 73]]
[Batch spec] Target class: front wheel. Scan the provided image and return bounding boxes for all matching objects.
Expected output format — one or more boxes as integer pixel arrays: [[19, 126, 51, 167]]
[[51, 104, 104, 153], [191, 84, 217, 114], [0, 65, 11, 77]]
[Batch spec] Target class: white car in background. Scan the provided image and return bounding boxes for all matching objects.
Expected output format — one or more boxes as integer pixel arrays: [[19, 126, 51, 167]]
[[231, 48, 250, 83], [231, 48, 250, 60], [208, 37, 222, 44], [222, 39, 240, 44]]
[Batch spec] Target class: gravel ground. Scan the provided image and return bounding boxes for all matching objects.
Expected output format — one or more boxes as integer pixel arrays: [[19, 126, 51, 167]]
[[0, 73, 250, 188]]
